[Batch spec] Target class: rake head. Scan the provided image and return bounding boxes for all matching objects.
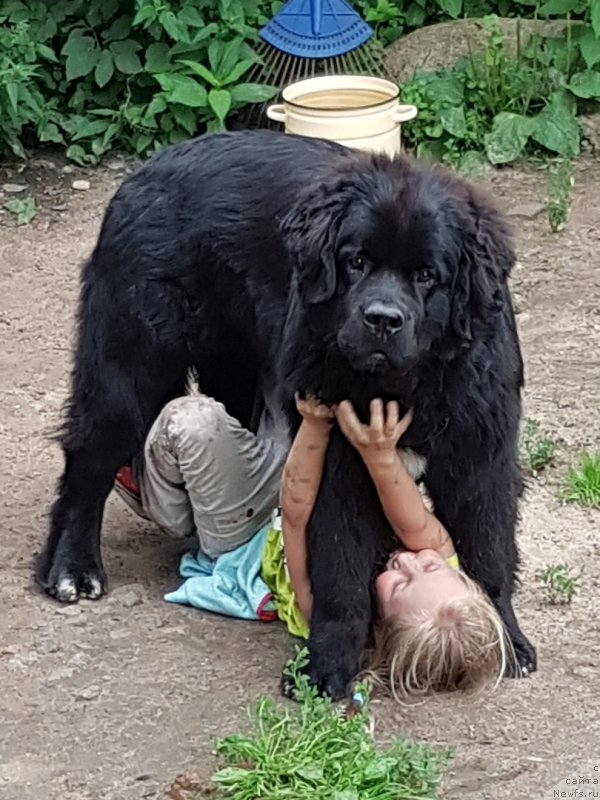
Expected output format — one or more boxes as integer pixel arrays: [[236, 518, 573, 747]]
[[259, 0, 374, 59]]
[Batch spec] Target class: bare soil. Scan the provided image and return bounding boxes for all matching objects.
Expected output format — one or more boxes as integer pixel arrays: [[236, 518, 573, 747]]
[[0, 154, 599, 800]]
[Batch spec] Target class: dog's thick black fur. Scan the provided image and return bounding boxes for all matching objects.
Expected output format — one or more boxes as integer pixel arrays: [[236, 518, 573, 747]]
[[37, 130, 536, 699]]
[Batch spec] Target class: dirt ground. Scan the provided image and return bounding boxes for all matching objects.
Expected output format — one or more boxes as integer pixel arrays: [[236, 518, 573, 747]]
[[0, 152, 598, 800]]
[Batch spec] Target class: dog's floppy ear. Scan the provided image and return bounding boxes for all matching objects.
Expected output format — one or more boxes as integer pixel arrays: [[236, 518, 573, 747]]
[[450, 185, 516, 340], [279, 180, 354, 304]]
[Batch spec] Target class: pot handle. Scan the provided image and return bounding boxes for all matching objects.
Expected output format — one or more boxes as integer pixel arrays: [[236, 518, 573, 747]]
[[394, 104, 418, 123], [266, 104, 286, 123]]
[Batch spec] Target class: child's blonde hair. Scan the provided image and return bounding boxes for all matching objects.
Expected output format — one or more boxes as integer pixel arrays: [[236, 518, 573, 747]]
[[367, 571, 511, 703]]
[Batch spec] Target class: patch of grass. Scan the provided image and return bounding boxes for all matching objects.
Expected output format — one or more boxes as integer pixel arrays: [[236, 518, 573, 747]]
[[547, 159, 574, 233], [561, 450, 600, 508], [539, 563, 580, 605], [520, 418, 556, 474], [3, 196, 36, 226], [205, 649, 450, 800]]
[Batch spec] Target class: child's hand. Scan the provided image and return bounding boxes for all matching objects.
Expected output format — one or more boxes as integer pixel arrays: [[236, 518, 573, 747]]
[[336, 399, 413, 465], [295, 393, 336, 429]]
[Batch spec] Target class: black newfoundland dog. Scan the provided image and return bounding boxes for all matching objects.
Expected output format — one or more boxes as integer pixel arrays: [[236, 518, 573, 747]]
[[37, 130, 536, 699]]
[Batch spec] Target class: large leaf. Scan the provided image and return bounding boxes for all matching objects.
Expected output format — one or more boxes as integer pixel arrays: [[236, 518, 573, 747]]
[[437, 0, 462, 17], [159, 9, 184, 41], [485, 112, 534, 164], [568, 69, 600, 99], [178, 60, 220, 87], [101, 15, 131, 42], [426, 74, 464, 106], [155, 73, 208, 107], [62, 30, 99, 81], [592, 0, 600, 37], [208, 88, 232, 124], [110, 40, 142, 74], [5, 82, 19, 115], [145, 43, 172, 73], [538, 0, 584, 14], [222, 57, 258, 85], [531, 93, 580, 157], [440, 106, 467, 137], [95, 50, 114, 88], [578, 26, 600, 68], [229, 83, 278, 104], [179, 6, 205, 27], [172, 105, 197, 135], [209, 37, 242, 78], [405, 2, 426, 26]]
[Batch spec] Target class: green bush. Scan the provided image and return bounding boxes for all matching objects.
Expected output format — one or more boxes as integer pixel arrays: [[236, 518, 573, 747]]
[[0, 0, 278, 163], [400, 12, 600, 169], [1, 0, 600, 164]]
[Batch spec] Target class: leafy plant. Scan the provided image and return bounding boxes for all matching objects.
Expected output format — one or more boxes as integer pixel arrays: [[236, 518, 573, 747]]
[[520, 418, 557, 473], [539, 563, 580, 604], [400, 12, 600, 168], [208, 648, 450, 799], [3, 196, 36, 225], [0, 0, 277, 163], [561, 450, 600, 507]]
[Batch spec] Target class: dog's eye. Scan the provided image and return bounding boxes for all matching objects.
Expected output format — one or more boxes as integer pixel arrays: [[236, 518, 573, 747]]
[[348, 255, 367, 272], [415, 268, 435, 285]]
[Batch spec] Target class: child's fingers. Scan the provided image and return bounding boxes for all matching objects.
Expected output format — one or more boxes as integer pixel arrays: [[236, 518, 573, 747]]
[[369, 399, 384, 434], [396, 408, 414, 435], [385, 401, 399, 435], [337, 400, 367, 443]]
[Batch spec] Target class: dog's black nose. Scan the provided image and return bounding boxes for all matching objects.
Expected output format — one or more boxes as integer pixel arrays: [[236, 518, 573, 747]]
[[363, 302, 404, 336]]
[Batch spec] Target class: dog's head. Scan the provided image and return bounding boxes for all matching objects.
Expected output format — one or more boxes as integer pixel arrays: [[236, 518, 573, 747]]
[[280, 154, 515, 382]]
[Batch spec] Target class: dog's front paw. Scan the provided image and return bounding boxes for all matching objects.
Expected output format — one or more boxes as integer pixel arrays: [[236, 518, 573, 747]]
[[505, 633, 537, 678], [37, 551, 107, 603], [280, 650, 354, 702]]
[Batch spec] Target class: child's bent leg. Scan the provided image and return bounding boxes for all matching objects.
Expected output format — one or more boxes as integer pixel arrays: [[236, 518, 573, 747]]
[[139, 395, 287, 555]]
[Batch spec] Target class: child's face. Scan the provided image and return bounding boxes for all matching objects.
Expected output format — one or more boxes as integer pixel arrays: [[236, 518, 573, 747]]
[[375, 549, 467, 621]]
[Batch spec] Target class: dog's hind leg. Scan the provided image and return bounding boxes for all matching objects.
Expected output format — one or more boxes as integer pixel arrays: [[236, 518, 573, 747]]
[[36, 263, 190, 602]]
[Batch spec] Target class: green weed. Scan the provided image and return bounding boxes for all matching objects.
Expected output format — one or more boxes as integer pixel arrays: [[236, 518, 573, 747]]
[[561, 450, 600, 507], [539, 563, 580, 604], [520, 418, 556, 474], [3, 196, 36, 225], [207, 649, 450, 799], [547, 159, 574, 232]]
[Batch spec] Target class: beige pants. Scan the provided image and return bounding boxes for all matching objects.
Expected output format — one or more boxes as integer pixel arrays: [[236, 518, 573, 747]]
[[116, 394, 287, 558]]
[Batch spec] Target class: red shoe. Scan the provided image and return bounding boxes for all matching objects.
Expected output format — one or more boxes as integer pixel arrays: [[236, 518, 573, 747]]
[[114, 466, 146, 518]]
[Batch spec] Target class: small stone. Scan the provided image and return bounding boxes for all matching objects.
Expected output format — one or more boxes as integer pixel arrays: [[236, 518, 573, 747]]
[[62, 165, 74, 174], [51, 204, 67, 212], [571, 665, 597, 678], [46, 666, 75, 686], [107, 159, 125, 171], [74, 685, 100, 701], [2, 183, 28, 193], [72, 179, 90, 191], [111, 583, 144, 608], [35, 159, 56, 169]]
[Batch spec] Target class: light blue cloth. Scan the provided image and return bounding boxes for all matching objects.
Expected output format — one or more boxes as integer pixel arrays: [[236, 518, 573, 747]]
[[164, 524, 276, 620]]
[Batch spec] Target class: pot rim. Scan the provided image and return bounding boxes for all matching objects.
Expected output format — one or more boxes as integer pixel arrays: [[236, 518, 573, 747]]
[[281, 75, 400, 112]]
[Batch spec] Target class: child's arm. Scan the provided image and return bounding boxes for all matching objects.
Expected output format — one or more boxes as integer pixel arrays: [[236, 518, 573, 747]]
[[280, 395, 335, 620], [336, 399, 455, 560]]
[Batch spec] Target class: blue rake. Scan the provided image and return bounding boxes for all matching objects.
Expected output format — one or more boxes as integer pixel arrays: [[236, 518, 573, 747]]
[[259, 0, 374, 59]]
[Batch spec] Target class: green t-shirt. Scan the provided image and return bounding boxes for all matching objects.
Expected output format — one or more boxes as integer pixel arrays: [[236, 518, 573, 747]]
[[261, 513, 310, 640]]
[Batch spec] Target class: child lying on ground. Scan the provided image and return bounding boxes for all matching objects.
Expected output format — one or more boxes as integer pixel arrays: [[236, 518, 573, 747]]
[[115, 388, 509, 701]]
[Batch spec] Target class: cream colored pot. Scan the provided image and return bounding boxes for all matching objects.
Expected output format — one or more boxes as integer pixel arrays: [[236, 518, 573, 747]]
[[267, 75, 417, 156]]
